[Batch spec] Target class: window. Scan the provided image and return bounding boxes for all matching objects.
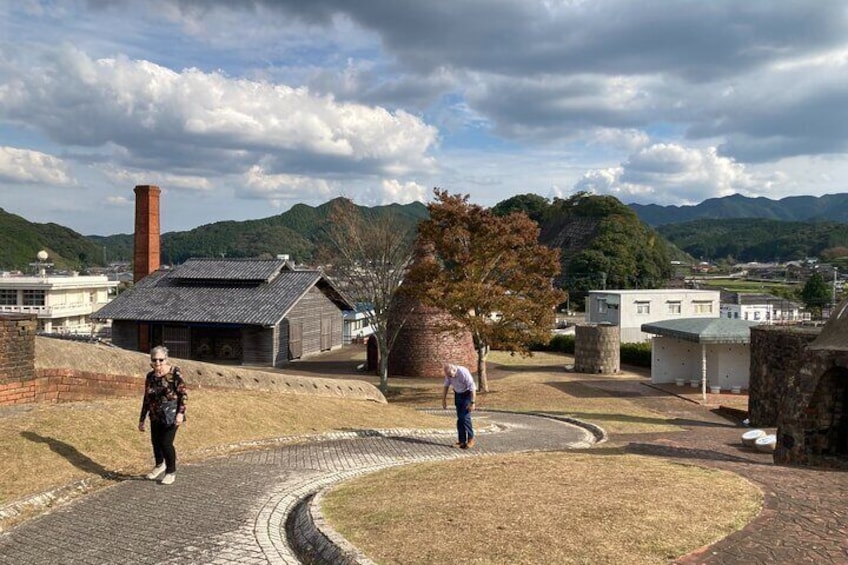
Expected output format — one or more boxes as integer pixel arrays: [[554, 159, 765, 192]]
[[597, 299, 607, 314], [753, 311, 761, 320], [635, 301, 651, 315], [727, 312, 732, 318], [0, 290, 16, 306], [667, 301, 681, 314], [22, 290, 45, 306], [693, 301, 713, 314]]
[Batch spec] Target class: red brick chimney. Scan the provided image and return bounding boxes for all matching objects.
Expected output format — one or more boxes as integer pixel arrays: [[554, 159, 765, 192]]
[[133, 185, 161, 283]]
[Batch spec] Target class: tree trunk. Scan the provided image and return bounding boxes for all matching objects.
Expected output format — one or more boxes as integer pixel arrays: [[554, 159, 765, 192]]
[[378, 339, 390, 395], [476, 346, 488, 393]]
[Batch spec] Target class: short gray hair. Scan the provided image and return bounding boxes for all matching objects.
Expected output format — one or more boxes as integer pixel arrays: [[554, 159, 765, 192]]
[[150, 345, 169, 359]]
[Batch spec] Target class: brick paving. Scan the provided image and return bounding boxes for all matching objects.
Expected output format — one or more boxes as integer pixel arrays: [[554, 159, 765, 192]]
[[0, 412, 593, 564], [1, 377, 847, 564]]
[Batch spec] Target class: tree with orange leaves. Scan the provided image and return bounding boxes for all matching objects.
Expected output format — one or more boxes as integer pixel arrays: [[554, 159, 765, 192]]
[[404, 189, 565, 392]]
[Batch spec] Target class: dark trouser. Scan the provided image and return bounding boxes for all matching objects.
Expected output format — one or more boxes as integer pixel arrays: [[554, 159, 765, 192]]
[[150, 420, 178, 473], [454, 390, 474, 445]]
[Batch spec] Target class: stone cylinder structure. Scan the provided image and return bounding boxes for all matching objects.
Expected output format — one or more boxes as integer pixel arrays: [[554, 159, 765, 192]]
[[574, 323, 620, 374]]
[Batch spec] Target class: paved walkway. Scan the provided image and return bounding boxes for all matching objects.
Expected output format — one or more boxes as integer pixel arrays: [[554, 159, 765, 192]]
[[2, 378, 847, 564], [0, 411, 594, 564]]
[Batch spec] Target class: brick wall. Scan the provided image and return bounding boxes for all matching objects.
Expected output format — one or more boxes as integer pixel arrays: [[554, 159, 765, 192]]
[[0, 313, 37, 387], [388, 301, 476, 378], [0, 315, 144, 406], [0, 369, 142, 406]]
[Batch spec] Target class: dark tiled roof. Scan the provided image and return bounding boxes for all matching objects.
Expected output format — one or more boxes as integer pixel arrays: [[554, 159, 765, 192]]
[[171, 258, 286, 283], [94, 260, 351, 326]]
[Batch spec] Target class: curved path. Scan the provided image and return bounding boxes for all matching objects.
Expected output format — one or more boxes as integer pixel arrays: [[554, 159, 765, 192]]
[[0, 411, 594, 565]]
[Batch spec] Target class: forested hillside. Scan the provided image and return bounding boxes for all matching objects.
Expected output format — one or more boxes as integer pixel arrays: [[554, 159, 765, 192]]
[[657, 218, 848, 262], [631, 193, 848, 226], [92, 198, 430, 265], [494, 193, 674, 298], [0, 208, 107, 271], [8, 192, 848, 274]]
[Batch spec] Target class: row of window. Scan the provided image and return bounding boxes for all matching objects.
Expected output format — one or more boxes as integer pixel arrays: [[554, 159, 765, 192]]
[[0, 289, 45, 306], [599, 299, 713, 315]]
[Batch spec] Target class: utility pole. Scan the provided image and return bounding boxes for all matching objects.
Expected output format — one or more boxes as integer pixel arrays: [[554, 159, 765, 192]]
[[833, 267, 839, 309]]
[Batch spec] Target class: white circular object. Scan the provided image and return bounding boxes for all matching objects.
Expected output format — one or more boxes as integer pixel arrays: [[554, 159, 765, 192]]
[[755, 434, 777, 452], [37, 250, 48, 261], [741, 429, 766, 447]]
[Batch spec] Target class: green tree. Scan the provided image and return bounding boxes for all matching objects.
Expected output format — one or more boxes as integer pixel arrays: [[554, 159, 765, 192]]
[[404, 189, 566, 392], [318, 198, 418, 394], [801, 272, 832, 319]]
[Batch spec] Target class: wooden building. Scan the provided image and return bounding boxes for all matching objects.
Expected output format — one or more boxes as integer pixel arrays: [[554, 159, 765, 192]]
[[93, 257, 352, 366]]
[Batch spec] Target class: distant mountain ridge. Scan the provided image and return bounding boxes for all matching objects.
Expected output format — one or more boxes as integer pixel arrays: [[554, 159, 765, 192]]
[[5, 192, 848, 272], [630, 193, 848, 226]]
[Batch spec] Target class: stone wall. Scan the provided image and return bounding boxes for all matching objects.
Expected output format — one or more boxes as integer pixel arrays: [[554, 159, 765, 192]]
[[0, 336, 385, 407], [749, 325, 820, 427], [574, 324, 620, 374], [774, 347, 848, 469]]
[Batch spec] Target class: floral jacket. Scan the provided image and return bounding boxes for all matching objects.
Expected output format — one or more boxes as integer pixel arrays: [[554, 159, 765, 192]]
[[139, 366, 188, 425]]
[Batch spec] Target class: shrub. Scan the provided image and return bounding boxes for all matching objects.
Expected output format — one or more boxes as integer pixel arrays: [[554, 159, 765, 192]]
[[620, 342, 652, 367]]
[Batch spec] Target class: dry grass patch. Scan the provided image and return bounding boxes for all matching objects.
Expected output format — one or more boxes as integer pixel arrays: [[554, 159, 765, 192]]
[[387, 351, 680, 435], [0, 389, 450, 507], [323, 452, 763, 565]]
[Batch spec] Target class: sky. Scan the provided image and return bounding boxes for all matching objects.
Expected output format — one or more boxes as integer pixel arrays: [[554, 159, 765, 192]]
[[1, 1, 847, 235]]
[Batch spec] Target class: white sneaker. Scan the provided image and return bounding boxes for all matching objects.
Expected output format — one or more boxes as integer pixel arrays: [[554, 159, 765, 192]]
[[160, 473, 176, 485], [146, 463, 166, 480]]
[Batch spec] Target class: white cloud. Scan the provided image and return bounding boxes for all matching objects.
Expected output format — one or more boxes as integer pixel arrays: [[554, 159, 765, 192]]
[[0, 146, 73, 185], [363, 179, 428, 206], [575, 144, 756, 204], [240, 165, 333, 202], [0, 44, 439, 176]]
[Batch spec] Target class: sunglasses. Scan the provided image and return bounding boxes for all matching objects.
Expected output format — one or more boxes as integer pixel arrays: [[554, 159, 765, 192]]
[[151, 358, 167, 363]]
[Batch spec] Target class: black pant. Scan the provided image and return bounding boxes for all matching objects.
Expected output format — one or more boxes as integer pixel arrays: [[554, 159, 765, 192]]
[[150, 420, 178, 473]]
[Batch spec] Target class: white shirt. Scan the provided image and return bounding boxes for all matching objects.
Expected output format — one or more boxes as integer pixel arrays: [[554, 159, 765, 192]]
[[445, 365, 476, 393]]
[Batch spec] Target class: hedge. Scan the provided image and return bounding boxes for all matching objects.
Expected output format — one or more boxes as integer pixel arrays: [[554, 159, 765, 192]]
[[531, 334, 652, 368]]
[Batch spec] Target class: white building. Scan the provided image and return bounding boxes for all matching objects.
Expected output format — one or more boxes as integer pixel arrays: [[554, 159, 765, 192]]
[[642, 318, 759, 395], [342, 306, 375, 344], [0, 269, 118, 335], [586, 289, 721, 343], [720, 292, 807, 324]]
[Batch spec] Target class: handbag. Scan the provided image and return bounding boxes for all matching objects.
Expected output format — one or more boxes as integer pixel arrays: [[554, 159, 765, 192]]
[[159, 399, 178, 426]]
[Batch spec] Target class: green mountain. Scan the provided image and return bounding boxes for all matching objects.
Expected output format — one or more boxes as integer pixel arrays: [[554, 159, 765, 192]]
[[630, 193, 848, 226], [0, 207, 108, 271], [93, 198, 430, 265], [657, 218, 848, 262], [495, 193, 676, 298]]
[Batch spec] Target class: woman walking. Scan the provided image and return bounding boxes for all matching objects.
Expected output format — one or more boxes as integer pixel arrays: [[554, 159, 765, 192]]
[[138, 346, 187, 485]]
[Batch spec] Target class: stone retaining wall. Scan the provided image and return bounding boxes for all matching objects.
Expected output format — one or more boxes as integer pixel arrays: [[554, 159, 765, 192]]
[[748, 325, 820, 427], [0, 336, 385, 407]]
